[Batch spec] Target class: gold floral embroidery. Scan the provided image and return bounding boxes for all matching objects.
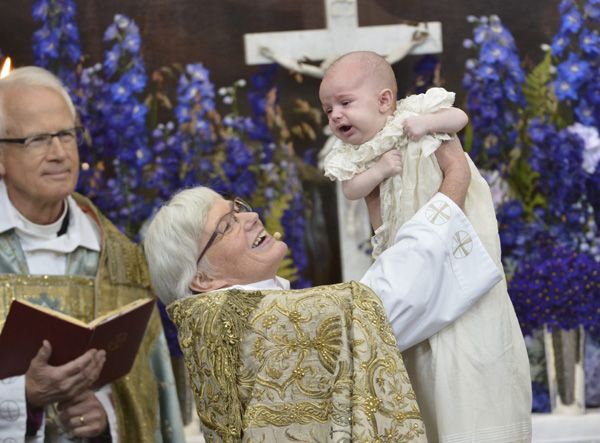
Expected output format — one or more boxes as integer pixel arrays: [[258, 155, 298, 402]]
[[168, 282, 426, 442]]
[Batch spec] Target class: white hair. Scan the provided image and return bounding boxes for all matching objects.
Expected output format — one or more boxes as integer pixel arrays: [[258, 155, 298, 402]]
[[143, 186, 221, 305], [0, 66, 76, 136]]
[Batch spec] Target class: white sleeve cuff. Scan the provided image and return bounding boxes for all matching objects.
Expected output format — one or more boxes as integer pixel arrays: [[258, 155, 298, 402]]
[[362, 192, 502, 350], [0, 375, 31, 439], [406, 192, 502, 307], [95, 385, 118, 442]]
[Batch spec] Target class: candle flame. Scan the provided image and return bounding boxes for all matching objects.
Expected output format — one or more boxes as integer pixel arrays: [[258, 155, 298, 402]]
[[0, 57, 12, 79]]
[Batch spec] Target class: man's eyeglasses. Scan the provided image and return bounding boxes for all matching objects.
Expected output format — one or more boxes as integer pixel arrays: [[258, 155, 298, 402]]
[[196, 197, 252, 265], [0, 127, 85, 153]]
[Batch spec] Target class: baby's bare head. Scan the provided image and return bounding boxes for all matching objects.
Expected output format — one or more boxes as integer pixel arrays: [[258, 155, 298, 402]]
[[323, 51, 397, 100]]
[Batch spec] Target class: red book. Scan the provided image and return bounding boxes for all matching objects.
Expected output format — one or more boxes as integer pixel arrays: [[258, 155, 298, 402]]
[[0, 297, 155, 387]]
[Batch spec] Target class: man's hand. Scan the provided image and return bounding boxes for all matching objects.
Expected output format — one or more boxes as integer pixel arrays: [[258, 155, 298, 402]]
[[25, 340, 106, 407], [372, 149, 403, 181], [57, 390, 109, 439], [435, 137, 471, 209], [402, 115, 431, 141]]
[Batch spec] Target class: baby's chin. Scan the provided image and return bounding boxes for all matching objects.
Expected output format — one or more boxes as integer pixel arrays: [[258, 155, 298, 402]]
[[340, 129, 379, 145]]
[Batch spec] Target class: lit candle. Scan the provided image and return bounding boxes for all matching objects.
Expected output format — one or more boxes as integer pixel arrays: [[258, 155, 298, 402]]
[[0, 57, 12, 79]]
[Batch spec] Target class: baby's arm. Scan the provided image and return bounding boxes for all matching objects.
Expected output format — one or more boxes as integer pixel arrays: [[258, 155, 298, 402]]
[[403, 107, 469, 141], [341, 150, 403, 200]]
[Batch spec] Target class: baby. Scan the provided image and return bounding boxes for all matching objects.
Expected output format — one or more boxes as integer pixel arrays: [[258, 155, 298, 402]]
[[321, 51, 532, 443]]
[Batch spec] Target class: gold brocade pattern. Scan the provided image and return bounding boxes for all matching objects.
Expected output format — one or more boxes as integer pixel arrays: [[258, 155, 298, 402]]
[[0, 193, 161, 442], [75, 193, 161, 442], [168, 281, 426, 442]]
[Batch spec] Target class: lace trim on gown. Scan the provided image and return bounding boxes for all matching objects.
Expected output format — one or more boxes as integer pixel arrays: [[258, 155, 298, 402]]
[[323, 87, 456, 182]]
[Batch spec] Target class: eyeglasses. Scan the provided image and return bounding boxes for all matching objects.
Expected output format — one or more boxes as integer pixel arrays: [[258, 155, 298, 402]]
[[0, 127, 84, 153], [196, 197, 252, 265]]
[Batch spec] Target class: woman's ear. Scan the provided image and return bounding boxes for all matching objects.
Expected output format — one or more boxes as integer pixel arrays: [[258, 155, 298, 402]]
[[378, 88, 395, 114], [189, 270, 229, 293]]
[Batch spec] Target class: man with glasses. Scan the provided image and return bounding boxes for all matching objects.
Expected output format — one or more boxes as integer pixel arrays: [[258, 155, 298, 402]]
[[0, 66, 184, 442], [143, 138, 503, 442]]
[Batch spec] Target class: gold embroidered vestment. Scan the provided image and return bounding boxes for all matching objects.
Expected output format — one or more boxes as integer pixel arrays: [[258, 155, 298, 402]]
[[0, 193, 161, 442], [168, 281, 427, 443]]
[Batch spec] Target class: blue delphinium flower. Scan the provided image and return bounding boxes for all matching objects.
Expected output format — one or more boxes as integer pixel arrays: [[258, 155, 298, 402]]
[[469, 2, 600, 410], [462, 15, 525, 169], [75, 14, 151, 237], [244, 66, 311, 287], [551, 0, 600, 128], [31, 0, 82, 94], [563, 8, 584, 33], [579, 29, 600, 56], [508, 238, 600, 335], [29, 6, 314, 354], [532, 382, 551, 413], [411, 55, 440, 94]]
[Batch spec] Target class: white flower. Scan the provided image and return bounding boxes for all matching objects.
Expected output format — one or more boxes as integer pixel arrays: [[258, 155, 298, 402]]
[[480, 169, 510, 209], [115, 14, 130, 29], [465, 59, 477, 70], [568, 123, 600, 174]]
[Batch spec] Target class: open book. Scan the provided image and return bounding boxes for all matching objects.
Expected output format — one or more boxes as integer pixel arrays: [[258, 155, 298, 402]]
[[0, 297, 155, 387]]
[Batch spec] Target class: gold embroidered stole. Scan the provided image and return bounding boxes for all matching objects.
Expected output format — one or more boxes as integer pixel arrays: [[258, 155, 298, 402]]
[[168, 281, 426, 443]]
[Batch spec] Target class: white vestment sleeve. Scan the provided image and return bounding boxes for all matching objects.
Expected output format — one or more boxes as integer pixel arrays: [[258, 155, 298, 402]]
[[95, 385, 118, 442], [0, 375, 34, 441], [360, 192, 502, 351]]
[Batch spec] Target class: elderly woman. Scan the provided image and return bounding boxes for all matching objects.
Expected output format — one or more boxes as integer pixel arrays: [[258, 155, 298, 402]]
[[143, 138, 501, 442]]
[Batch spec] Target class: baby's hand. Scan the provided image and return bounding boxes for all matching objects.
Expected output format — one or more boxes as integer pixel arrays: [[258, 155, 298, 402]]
[[402, 115, 431, 141], [374, 149, 403, 180]]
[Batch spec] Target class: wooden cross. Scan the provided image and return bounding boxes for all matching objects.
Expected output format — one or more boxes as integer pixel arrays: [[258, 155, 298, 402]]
[[244, 0, 442, 67]]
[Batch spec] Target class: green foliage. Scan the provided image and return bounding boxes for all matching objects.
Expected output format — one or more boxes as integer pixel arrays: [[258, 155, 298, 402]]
[[506, 152, 546, 217], [462, 120, 474, 154], [523, 52, 557, 120]]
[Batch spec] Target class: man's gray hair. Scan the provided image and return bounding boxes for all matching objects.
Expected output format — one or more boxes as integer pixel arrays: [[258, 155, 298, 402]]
[[144, 186, 221, 305], [0, 66, 76, 136]]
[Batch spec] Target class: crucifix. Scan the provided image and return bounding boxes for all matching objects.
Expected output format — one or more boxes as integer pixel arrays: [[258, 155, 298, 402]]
[[244, 0, 443, 281]]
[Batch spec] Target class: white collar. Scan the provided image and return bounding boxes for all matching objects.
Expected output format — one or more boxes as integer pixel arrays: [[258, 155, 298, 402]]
[[214, 276, 291, 293], [0, 179, 101, 253]]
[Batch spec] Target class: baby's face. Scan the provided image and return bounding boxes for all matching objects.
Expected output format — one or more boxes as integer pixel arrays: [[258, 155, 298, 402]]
[[319, 69, 389, 145]]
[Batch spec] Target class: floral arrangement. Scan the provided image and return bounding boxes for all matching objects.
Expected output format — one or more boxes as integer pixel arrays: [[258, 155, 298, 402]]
[[21, 0, 326, 355], [462, 0, 600, 410], [26, 0, 320, 288]]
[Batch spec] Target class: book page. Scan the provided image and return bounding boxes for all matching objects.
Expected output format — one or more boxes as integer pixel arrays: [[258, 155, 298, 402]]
[[89, 297, 154, 328]]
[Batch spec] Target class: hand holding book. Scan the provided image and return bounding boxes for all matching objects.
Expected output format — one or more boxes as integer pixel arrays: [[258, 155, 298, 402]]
[[25, 339, 106, 407], [0, 297, 155, 389]]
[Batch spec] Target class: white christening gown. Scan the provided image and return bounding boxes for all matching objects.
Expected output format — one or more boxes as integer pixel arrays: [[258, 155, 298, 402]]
[[324, 87, 532, 443]]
